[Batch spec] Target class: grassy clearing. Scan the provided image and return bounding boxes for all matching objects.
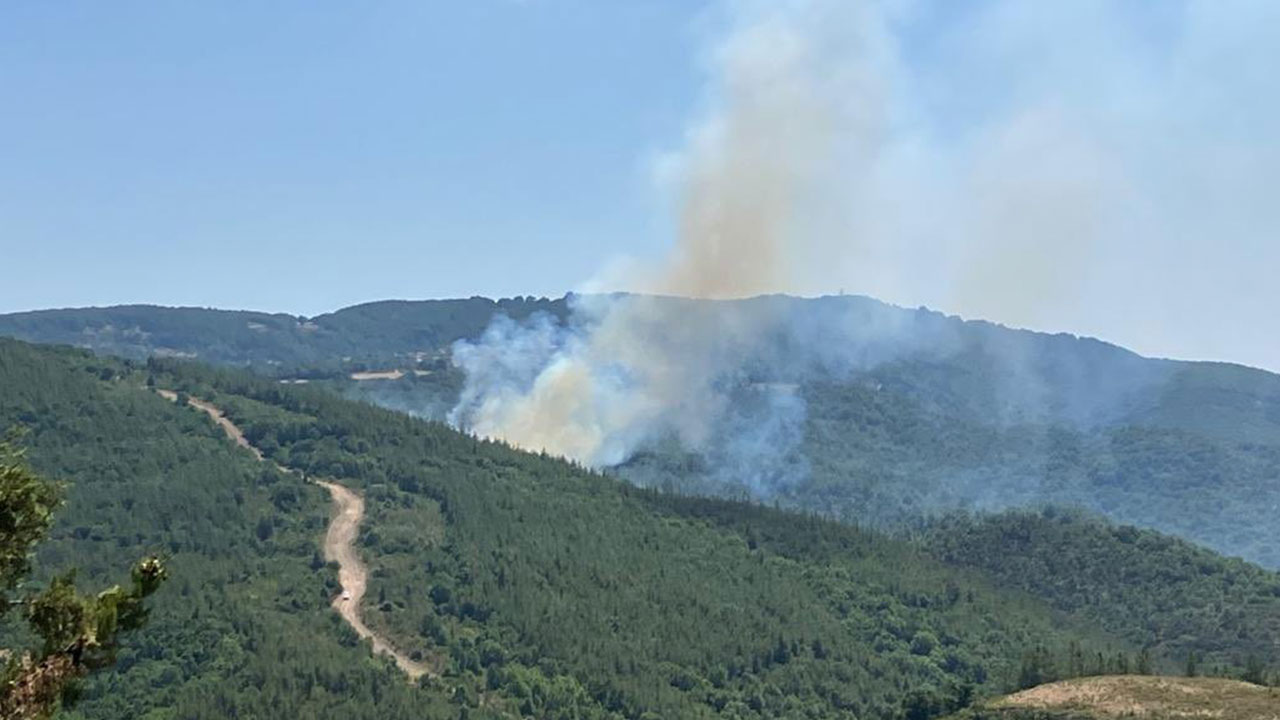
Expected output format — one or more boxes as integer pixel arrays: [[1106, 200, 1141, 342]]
[[950, 675, 1280, 719]]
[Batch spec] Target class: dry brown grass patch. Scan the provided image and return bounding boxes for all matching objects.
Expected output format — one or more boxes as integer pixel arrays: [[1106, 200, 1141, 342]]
[[990, 676, 1279, 719]]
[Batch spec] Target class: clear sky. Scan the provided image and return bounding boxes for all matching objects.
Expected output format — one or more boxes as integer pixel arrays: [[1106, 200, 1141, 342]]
[[3, 1, 1279, 372], [1, 2, 702, 311]]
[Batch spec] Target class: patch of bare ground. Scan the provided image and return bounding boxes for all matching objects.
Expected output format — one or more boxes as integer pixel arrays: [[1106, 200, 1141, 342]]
[[316, 480, 433, 679], [988, 676, 1280, 719], [349, 369, 405, 381]]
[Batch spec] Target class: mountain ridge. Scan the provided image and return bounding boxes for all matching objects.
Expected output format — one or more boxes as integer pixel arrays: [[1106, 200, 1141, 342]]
[[3, 295, 1279, 570], [4, 293, 1274, 374]]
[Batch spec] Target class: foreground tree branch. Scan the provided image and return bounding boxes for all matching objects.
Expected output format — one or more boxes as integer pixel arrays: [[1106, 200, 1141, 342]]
[[0, 439, 167, 719]]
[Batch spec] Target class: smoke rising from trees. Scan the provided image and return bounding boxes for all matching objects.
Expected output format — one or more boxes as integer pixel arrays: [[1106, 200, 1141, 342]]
[[450, 0, 1280, 479]]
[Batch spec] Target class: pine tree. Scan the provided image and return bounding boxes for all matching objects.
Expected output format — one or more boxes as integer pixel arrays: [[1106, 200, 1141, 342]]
[[0, 439, 167, 718], [1242, 655, 1266, 685], [1136, 648, 1152, 675], [1185, 650, 1200, 678]]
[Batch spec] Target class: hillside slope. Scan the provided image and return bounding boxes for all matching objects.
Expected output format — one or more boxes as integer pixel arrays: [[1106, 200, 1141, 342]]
[[946, 676, 1280, 719], [0, 337, 1116, 719], [0, 297, 565, 373], [922, 510, 1280, 667], [0, 339, 444, 719], [156, 353, 1280, 717], [3, 338, 1278, 718], [152, 355, 1121, 718], [3, 295, 1277, 571]]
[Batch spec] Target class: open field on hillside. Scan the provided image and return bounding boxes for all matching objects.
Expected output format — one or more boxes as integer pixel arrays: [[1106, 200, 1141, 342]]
[[951, 676, 1280, 719]]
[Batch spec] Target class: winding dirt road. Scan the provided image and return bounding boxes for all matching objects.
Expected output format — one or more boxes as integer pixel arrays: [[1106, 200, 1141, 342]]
[[315, 479, 431, 678], [156, 388, 431, 679]]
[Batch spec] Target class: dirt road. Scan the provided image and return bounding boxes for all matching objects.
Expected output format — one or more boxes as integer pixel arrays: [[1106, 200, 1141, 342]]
[[157, 390, 264, 460], [156, 388, 431, 679], [315, 479, 432, 679]]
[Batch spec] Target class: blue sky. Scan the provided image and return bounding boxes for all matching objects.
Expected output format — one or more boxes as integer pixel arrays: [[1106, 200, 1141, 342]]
[[3, 1, 1279, 371], [1, 1, 702, 311]]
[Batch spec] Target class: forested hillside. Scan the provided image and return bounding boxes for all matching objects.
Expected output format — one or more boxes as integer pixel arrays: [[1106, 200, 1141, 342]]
[[2, 338, 1277, 717], [787, 373, 1280, 568], [922, 510, 1280, 669], [614, 300, 1280, 569], [0, 340, 451, 719], [0, 297, 565, 374], [152, 352, 1280, 717], [150, 356, 1118, 719], [4, 295, 1277, 571]]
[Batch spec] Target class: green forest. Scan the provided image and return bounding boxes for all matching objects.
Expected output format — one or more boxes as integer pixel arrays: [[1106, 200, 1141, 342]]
[[0, 340, 451, 719], [0, 297, 566, 375], [5, 295, 1278, 572], [1, 337, 1277, 718], [7, 1, 1280, 717]]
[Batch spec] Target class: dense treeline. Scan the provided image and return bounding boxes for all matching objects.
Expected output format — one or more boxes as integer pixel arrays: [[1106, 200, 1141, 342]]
[[0, 339, 455, 719], [0, 297, 566, 375], [5, 295, 1279, 572], [3, 337, 1276, 719], [150, 356, 1145, 719], [630, 369, 1280, 570], [920, 509, 1280, 672]]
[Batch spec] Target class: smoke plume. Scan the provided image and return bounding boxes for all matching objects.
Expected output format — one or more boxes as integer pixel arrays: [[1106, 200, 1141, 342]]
[[450, 0, 1280, 487], [450, 2, 861, 485]]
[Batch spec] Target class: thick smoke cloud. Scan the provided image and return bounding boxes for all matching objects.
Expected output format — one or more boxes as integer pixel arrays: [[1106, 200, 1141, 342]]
[[450, 0, 1280, 481], [450, 295, 806, 493], [450, 2, 857, 482]]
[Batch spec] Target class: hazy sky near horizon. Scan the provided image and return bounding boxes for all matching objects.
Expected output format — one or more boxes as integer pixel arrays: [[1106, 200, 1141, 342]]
[[3, 1, 1279, 371]]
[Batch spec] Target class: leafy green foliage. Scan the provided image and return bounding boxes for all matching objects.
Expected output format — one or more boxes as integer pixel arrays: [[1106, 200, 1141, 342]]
[[3, 335, 1277, 718], [0, 439, 61, 602], [150, 357, 1153, 719], [0, 339, 451, 719], [921, 509, 1280, 670], [5, 295, 1279, 572], [0, 434, 166, 719]]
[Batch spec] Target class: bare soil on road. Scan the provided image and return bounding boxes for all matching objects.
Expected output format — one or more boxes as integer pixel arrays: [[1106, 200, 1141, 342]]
[[156, 388, 432, 680], [315, 479, 432, 679], [157, 390, 263, 460], [349, 369, 405, 381]]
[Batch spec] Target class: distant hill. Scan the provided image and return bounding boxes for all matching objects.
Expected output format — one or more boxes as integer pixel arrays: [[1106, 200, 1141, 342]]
[[606, 297, 1280, 569], [3, 295, 1279, 569], [0, 296, 566, 372], [775, 359, 1280, 567], [946, 676, 1280, 719]]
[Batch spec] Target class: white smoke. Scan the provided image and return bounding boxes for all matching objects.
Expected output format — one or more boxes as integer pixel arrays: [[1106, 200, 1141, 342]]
[[449, 295, 796, 480], [795, 0, 1280, 370], [450, 0, 1280, 481], [450, 1, 867, 479]]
